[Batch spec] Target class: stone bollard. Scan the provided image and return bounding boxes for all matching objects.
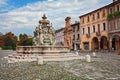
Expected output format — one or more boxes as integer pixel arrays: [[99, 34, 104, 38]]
[[92, 52, 96, 57], [85, 55, 91, 62], [37, 56, 43, 65], [118, 49, 120, 55], [75, 51, 79, 55]]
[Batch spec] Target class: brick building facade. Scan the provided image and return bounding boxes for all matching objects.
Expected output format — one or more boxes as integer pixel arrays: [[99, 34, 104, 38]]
[[64, 17, 73, 49], [108, 0, 120, 52]]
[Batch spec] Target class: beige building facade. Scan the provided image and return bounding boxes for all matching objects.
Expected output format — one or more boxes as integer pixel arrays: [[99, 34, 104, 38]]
[[71, 22, 80, 50], [79, 5, 109, 51]]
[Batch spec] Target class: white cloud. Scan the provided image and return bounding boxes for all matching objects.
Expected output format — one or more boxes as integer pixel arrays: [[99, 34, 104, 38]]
[[0, 0, 7, 5], [47, 0, 54, 2], [0, 0, 112, 36]]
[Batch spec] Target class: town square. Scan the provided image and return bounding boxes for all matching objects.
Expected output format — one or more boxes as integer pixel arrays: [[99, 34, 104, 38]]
[[0, 0, 120, 80], [0, 50, 120, 80]]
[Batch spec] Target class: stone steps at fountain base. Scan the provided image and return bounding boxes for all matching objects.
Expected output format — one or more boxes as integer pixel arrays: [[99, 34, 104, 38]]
[[3, 53, 85, 63], [43, 56, 85, 61]]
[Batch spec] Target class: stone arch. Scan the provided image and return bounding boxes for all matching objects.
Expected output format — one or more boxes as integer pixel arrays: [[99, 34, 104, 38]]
[[111, 34, 120, 50], [92, 37, 99, 50], [100, 36, 108, 49], [111, 33, 120, 39]]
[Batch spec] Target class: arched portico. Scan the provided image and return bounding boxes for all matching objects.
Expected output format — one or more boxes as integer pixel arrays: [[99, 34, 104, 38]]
[[110, 34, 120, 50], [92, 37, 99, 50], [100, 36, 108, 50]]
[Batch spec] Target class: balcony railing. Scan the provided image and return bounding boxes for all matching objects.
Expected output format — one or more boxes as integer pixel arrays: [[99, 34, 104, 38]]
[[96, 32, 101, 36], [107, 11, 120, 19], [86, 34, 90, 38]]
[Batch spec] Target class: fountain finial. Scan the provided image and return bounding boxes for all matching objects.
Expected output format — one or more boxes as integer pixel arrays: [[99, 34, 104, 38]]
[[42, 14, 47, 19]]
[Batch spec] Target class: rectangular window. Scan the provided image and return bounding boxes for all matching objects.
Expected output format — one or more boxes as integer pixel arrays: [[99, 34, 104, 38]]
[[110, 8, 112, 14], [83, 28, 85, 34], [98, 24, 100, 32], [117, 19, 120, 29], [73, 27, 75, 32], [111, 21, 115, 30], [103, 23, 106, 31], [97, 12, 100, 19], [111, 21, 114, 30], [117, 5, 119, 11], [93, 25, 95, 32], [102, 10, 105, 17], [77, 25, 79, 31], [109, 22, 111, 30], [87, 16, 90, 22], [77, 34, 80, 40], [73, 35, 75, 40], [82, 18, 84, 23], [88, 27, 90, 34], [92, 14, 95, 21]]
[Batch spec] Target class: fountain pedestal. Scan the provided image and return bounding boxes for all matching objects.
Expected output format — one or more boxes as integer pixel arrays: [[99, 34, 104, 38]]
[[17, 46, 69, 54]]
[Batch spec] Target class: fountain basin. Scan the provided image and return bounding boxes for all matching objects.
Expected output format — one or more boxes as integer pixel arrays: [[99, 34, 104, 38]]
[[16, 46, 70, 54]]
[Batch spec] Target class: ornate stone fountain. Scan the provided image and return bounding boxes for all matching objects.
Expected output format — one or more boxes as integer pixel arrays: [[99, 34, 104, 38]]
[[16, 14, 70, 54], [33, 14, 55, 46]]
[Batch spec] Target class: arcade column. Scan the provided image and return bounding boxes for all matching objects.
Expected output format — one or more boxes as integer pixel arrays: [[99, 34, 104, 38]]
[[74, 43, 76, 51], [98, 40, 101, 50], [109, 39, 112, 51]]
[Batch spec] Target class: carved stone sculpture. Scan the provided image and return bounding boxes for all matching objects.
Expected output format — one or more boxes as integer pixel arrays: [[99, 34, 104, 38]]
[[33, 14, 55, 46]]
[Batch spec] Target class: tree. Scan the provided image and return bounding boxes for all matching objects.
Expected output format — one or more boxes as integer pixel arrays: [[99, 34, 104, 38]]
[[28, 38, 33, 46], [19, 34, 28, 40], [1, 32, 17, 50], [4, 36, 13, 46], [2, 36, 16, 50], [19, 34, 33, 46]]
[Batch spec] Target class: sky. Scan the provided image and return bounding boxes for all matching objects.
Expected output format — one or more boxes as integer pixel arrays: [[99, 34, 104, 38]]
[[0, 0, 113, 36]]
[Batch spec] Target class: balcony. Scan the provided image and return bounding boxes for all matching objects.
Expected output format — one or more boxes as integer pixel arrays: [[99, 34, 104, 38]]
[[86, 34, 90, 38], [96, 32, 101, 36], [73, 38, 75, 40]]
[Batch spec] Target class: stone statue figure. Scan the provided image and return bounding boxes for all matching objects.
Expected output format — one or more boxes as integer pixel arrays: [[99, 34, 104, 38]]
[[33, 14, 55, 46]]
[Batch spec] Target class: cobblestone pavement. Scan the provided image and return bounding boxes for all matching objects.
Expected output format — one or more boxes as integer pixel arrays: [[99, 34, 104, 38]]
[[0, 50, 120, 80]]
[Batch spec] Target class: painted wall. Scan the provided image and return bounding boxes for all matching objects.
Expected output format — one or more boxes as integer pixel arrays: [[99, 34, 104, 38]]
[[80, 7, 108, 51]]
